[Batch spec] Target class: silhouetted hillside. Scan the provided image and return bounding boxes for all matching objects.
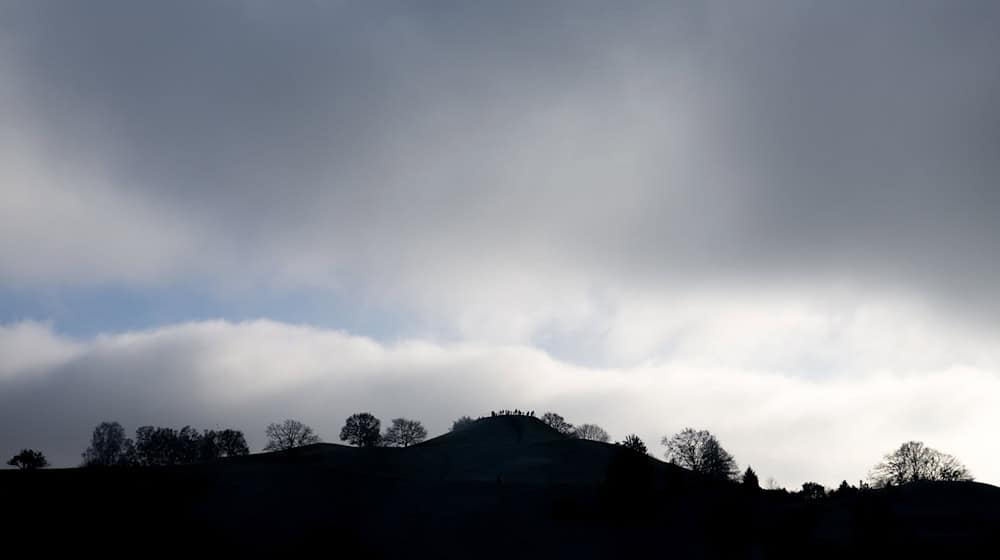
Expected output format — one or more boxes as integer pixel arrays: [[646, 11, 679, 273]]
[[3, 416, 999, 558], [249, 415, 691, 486], [426, 414, 569, 446]]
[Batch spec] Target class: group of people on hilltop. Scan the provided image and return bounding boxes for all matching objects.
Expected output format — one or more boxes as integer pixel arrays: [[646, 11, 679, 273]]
[[491, 409, 534, 417]]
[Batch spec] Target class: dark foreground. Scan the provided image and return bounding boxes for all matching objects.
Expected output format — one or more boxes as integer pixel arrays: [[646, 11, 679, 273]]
[[3, 416, 999, 558]]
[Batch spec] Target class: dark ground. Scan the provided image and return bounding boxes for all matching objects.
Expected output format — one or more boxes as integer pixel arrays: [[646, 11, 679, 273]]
[[3, 416, 999, 558]]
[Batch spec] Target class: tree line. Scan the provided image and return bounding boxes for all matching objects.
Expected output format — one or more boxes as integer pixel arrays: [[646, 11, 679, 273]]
[[79, 421, 250, 467], [4, 411, 976, 492]]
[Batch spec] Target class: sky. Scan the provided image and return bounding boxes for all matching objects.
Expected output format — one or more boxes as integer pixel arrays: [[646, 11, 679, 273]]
[[2, 1, 1000, 488]]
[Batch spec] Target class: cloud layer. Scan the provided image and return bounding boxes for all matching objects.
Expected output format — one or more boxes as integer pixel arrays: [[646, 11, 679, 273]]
[[3, 2, 1000, 341]]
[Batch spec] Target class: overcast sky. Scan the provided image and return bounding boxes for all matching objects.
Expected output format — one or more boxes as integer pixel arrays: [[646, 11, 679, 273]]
[[2, 1, 1000, 488]]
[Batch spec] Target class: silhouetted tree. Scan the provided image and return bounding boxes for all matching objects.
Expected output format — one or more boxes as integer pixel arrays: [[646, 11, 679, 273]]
[[82, 421, 136, 467], [540, 412, 575, 437], [574, 423, 610, 442], [450, 416, 475, 431], [134, 426, 181, 466], [203, 429, 249, 458], [831, 480, 858, 498], [618, 434, 647, 454], [133, 425, 248, 465], [7, 449, 48, 470], [381, 418, 428, 447], [175, 426, 202, 463], [135, 425, 199, 465], [196, 432, 219, 461], [264, 419, 321, 451], [800, 482, 827, 500], [662, 428, 739, 481], [742, 466, 759, 489], [869, 441, 972, 487], [339, 413, 381, 447]]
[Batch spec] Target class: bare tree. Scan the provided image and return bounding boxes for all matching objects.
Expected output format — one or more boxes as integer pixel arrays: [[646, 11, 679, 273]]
[[540, 412, 575, 437], [869, 441, 972, 487], [450, 416, 475, 431], [263, 419, 321, 451], [574, 423, 610, 442], [381, 418, 428, 447], [339, 412, 382, 447], [662, 428, 739, 481], [82, 421, 136, 467], [7, 449, 48, 470]]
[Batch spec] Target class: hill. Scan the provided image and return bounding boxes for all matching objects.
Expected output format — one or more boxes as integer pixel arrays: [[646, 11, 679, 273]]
[[2, 416, 999, 558], [254, 415, 689, 485]]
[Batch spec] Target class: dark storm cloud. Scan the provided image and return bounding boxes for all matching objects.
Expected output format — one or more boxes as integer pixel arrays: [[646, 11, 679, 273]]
[[3, 1, 691, 229], [3, 1, 1000, 343], [4, 0, 999, 320], [701, 3, 1000, 291]]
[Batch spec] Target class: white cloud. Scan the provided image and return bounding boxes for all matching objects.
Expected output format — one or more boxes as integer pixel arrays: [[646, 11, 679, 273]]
[[599, 289, 1000, 372], [0, 321, 81, 377], [2, 315, 999, 489]]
